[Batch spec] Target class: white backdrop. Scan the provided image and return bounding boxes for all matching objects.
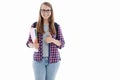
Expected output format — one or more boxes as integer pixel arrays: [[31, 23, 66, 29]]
[[0, 0, 120, 80]]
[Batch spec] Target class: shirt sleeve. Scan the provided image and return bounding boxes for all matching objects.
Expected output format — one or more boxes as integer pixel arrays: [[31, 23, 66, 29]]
[[56, 25, 65, 49], [26, 33, 33, 48]]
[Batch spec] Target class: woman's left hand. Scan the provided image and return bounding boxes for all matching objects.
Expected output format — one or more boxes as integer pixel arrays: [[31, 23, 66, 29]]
[[45, 34, 53, 43], [45, 34, 61, 46]]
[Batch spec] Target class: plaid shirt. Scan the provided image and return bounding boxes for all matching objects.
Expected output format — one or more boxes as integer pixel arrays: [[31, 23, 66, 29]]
[[26, 22, 65, 63]]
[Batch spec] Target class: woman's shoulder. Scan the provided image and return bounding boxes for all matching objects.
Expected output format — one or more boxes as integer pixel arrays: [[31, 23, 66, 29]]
[[54, 22, 60, 26], [31, 21, 37, 28], [54, 22, 61, 30]]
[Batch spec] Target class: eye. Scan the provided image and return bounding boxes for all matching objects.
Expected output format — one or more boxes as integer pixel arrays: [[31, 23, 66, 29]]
[[41, 9, 52, 13]]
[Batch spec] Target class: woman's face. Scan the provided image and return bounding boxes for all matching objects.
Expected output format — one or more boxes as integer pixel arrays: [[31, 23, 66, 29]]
[[40, 4, 52, 20]]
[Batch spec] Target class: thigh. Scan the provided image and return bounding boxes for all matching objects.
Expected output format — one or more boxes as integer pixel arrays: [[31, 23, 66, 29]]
[[33, 60, 46, 80], [46, 61, 60, 80]]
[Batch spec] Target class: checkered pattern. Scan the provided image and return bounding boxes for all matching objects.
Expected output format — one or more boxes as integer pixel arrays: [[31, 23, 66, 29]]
[[26, 23, 65, 63]]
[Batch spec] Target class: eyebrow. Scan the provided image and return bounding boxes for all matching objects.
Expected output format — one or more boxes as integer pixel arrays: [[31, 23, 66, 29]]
[[41, 9, 51, 10]]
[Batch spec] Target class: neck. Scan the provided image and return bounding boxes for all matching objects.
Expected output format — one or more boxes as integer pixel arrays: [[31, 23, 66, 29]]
[[44, 19, 49, 25]]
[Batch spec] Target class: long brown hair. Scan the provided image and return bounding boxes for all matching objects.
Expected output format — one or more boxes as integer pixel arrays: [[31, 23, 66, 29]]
[[36, 2, 56, 35]]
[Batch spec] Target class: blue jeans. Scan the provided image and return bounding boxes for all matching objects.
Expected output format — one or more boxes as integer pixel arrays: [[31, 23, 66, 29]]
[[33, 57, 60, 80]]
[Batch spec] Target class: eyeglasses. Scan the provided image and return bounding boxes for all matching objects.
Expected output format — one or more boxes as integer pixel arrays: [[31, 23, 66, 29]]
[[41, 9, 52, 13]]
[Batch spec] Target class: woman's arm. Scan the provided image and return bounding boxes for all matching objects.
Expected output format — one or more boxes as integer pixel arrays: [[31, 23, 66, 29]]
[[45, 25, 65, 49], [45, 35, 61, 46]]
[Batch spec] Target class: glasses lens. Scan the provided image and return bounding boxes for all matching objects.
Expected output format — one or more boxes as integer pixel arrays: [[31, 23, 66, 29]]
[[41, 9, 51, 13]]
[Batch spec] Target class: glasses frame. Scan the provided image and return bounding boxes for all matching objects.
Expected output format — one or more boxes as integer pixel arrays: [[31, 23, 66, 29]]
[[40, 9, 52, 13]]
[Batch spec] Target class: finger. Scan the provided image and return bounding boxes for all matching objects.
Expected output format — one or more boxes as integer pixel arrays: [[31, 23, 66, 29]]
[[48, 34, 52, 37], [34, 43, 39, 49], [34, 38, 38, 43]]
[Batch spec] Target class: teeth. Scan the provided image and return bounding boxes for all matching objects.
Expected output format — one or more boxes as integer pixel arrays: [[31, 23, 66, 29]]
[[44, 16, 48, 17], [43, 15, 48, 17]]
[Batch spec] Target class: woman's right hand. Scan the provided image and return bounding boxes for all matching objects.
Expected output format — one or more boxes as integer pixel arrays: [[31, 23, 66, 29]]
[[33, 39, 39, 49]]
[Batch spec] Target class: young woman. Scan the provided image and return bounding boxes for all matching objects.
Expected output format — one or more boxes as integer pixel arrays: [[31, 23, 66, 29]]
[[26, 2, 65, 80]]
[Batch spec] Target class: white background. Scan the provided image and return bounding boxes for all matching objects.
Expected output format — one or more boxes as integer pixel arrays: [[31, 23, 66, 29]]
[[0, 0, 120, 80]]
